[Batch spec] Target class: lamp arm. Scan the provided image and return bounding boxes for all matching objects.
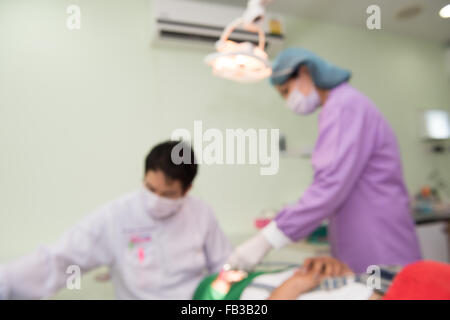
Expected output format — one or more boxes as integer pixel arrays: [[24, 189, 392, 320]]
[[256, 24, 265, 51], [218, 17, 244, 45], [219, 18, 266, 52]]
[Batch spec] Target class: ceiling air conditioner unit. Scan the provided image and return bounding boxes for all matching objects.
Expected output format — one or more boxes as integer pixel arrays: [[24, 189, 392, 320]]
[[151, 0, 285, 55]]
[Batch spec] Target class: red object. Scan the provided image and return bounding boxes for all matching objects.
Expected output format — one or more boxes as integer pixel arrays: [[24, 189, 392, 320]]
[[217, 270, 228, 281], [420, 186, 432, 198], [254, 218, 271, 229], [383, 261, 450, 300], [138, 247, 145, 263]]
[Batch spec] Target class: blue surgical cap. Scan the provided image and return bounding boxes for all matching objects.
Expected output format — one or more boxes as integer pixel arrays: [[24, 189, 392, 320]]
[[270, 48, 351, 89]]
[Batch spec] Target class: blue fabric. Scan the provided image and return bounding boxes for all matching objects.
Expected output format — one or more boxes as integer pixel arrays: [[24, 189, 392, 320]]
[[270, 48, 351, 89]]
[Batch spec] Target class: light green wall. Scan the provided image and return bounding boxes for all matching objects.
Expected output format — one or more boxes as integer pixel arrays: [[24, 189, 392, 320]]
[[0, 0, 449, 299]]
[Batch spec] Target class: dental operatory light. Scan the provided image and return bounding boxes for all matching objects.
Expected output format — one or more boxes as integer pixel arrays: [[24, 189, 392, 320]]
[[439, 4, 450, 18], [204, 0, 272, 83]]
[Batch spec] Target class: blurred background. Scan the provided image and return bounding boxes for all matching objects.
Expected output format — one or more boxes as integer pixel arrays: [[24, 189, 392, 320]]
[[0, 0, 449, 298]]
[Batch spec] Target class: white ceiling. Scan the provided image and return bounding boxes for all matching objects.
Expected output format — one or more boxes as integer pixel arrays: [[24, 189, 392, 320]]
[[192, 0, 450, 43]]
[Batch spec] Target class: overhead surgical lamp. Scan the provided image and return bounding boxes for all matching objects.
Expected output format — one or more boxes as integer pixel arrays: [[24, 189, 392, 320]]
[[204, 0, 273, 83]]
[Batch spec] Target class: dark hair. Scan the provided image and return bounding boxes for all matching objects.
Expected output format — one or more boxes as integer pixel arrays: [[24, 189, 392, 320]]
[[288, 64, 303, 82], [287, 64, 318, 87], [145, 140, 197, 191]]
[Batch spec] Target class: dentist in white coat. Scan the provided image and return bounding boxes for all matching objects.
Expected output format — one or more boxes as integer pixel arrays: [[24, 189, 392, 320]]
[[0, 141, 232, 299]]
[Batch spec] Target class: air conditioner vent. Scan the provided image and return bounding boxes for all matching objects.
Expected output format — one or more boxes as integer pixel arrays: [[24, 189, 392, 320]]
[[152, 0, 285, 55]]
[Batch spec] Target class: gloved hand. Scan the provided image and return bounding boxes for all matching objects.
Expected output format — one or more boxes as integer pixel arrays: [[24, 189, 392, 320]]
[[225, 221, 292, 272], [224, 232, 273, 271]]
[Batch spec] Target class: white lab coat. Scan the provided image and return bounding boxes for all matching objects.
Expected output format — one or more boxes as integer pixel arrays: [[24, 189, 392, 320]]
[[0, 188, 232, 299]]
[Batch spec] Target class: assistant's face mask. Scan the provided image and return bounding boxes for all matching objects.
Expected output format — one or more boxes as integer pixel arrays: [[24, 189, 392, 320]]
[[286, 78, 321, 115], [143, 187, 185, 220]]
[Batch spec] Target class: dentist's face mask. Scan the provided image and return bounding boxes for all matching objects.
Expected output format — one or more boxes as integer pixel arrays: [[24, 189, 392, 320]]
[[143, 187, 185, 220], [286, 78, 321, 115]]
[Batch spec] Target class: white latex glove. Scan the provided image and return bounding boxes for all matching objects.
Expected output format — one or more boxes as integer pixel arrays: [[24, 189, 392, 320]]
[[224, 221, 292, 271], [225, 232, 273, 271]]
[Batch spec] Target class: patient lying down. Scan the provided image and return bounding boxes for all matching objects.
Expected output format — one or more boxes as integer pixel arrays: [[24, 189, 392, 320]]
[[193, 257, 450, 300], [264, 257, 379, 300]]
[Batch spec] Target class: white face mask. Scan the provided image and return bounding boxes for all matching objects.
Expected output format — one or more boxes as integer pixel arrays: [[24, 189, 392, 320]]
[[286, 79, 321, 115], [143, 187, 185, 220]]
